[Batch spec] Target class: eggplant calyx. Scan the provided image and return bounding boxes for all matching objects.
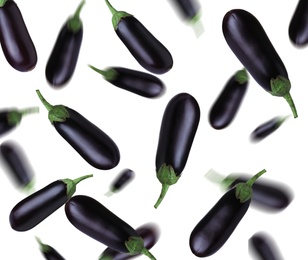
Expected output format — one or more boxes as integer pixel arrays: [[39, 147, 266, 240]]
[[104, 0, 132, 30], [0, 0, 7, 7], [88, 65, 118, 82], [7, 107, 39, 126], [62, 174, 93, 198], [67, 0, 85, 33], [125, 236, 157, 260], [234, 68, 249, 84], [35, 237, 52, 254]]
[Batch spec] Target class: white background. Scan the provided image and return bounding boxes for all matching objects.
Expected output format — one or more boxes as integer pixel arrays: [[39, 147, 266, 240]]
[[0, 0, 306, 259]]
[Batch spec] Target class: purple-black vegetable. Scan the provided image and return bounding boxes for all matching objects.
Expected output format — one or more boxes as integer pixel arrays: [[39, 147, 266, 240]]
[[105, 168, 135, 196], [36, 237, 66, 260]]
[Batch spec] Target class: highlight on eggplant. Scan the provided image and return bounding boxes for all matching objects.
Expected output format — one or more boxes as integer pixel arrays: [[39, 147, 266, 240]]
[[209, 68, 249, 130], [0, 0, 37, 71], [250, 115, 291, 143], [45, 0, 85, 87], [189, 169, 266, 257], [104, 0, 173, 74], [88, 64, 166, 98], [205, 169, 293, 212], [0, 140, 35, 192], [36, 89, 120, 170], [65, 194, 157, 260], [9, 173, 93, 231], [289, 0, 308, 47], [105, 168, 135, 197], [154, 92, 200, 208], [0, 106, 39, 137], [98, 222, 160, 260], [36, 237, 66, 260], [222, 9, 298, 118]]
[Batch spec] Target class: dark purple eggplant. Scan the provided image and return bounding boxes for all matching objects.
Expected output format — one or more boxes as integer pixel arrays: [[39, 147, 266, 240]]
[[222, 9, 298, 118], [289, 0, 308, 47], [189, 169, 266, 257], [36, 237, 66, 260], [0, 106, 39, 137], [88, 65, 166, 98], [45, 0, 85, 87], [250, 115, 291, 142], [36, 89, 120, 170], [105, 168, 135, 197], [65, 195, 157, 260], [9, 174, 93, 231], [209, 68, 249, 129], [154, 92, 200, 208], [0, 140, 35, 192], [98, 222, 160, 260], [104, 0, 173, 74], [0, 0, 37, 71]]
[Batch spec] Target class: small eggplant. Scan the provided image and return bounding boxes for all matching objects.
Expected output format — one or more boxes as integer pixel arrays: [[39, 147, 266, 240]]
[[88, 65, 166, 98], [0, 140, 35, 192], [222, 9, 298, 118], [209, 68, 249, 129], [205, 169, 293, 212], [0, 106, 39, 137], [45, 0, 85, 87], [65, 195, 157, 260], [105, 168, 135, 197], [98, 222, 160, 260], [36, 89, 120, 170], [250, 115, 291, 142], [154, 92, 200, 208], [36, 237, 66, 260], [289, 0, 308, 47], [104, 0, 173, 74], [9, 174, 93, 231], [189, 169, 266, 257], [0, 0, 37, 71]]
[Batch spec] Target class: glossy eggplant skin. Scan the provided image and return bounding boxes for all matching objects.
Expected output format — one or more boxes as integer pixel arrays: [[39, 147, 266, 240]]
[[209, 69, 248, 130], [289, 0, 308, 46], [0, 0, 37, 71], [189, 187, 250, 257]]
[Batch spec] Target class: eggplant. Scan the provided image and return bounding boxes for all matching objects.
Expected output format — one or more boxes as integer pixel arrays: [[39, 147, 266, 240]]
[[36, 89, 120, 170], [209, 68, 249, 129], [36, 237, 66, 260], [104, 0, 173, 74], [98, 222, 160, 260], [222, 9, 298, 118], [154, 92, 200, 208], [189, 169, 266, 257], [88, 65, 166, 98], [65, 195, 157, 260], [289, 0, 308, 47], [0, 0, 37, 71], [45, 0, 85, 87], [9, 174, 93, 231], [0, 106, 39, 137], [105, 168, 135, 197]]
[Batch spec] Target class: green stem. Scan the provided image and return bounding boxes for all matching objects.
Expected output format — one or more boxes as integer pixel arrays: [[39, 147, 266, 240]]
[[125, 236, 156, 260], [62, 174, 93, 198], [67, 0, 86, 33], [104, 0, 131, 30], [36, 89, 53, 111], [234, 68, 249, 84], [276, 114, 291, 127], [88, 65, 118, 81], [0, 0, 7, 7], [154, 183, 169, 209], [7, 106, 39, 126], [189, 12, 204, 38], [35, 237, 51, 254], [140, 247, 157, 260], [283, 92, 298, 118], [204, 169, 236, 191]]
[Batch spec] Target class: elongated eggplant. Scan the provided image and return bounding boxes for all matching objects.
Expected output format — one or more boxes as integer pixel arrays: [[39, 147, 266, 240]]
[[36, 237, 66, 260], [65, 195, 157, 260], [222, 9, 298, 118], [205, 169, 293, 212], [189, 169, 266, 257], [209, 68, 249, 129], [0, 140, 35, 192], [104, 0, 173, 74], [250, 115, 291, 142], [45, 0, 85, 87], [0, 106, 39, 137], [289, 0, 308, 47], [154, 92, 200, 208], [0, 0, 37, 71], [88, 65, 166, 98], [98, 222, 160, 260], [105, 168, 135, 197], [9, 174, 93, 231], [36, 89, 120, 170]]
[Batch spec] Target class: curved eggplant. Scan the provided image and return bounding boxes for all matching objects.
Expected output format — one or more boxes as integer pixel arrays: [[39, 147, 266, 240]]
[[222, 9, 297, 118], [36, 89, 120, 170], [0, 0, 37, 71], [36, 237, 66, 260], [104, 0, 173, 74], [154, 92, 200, 208]]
